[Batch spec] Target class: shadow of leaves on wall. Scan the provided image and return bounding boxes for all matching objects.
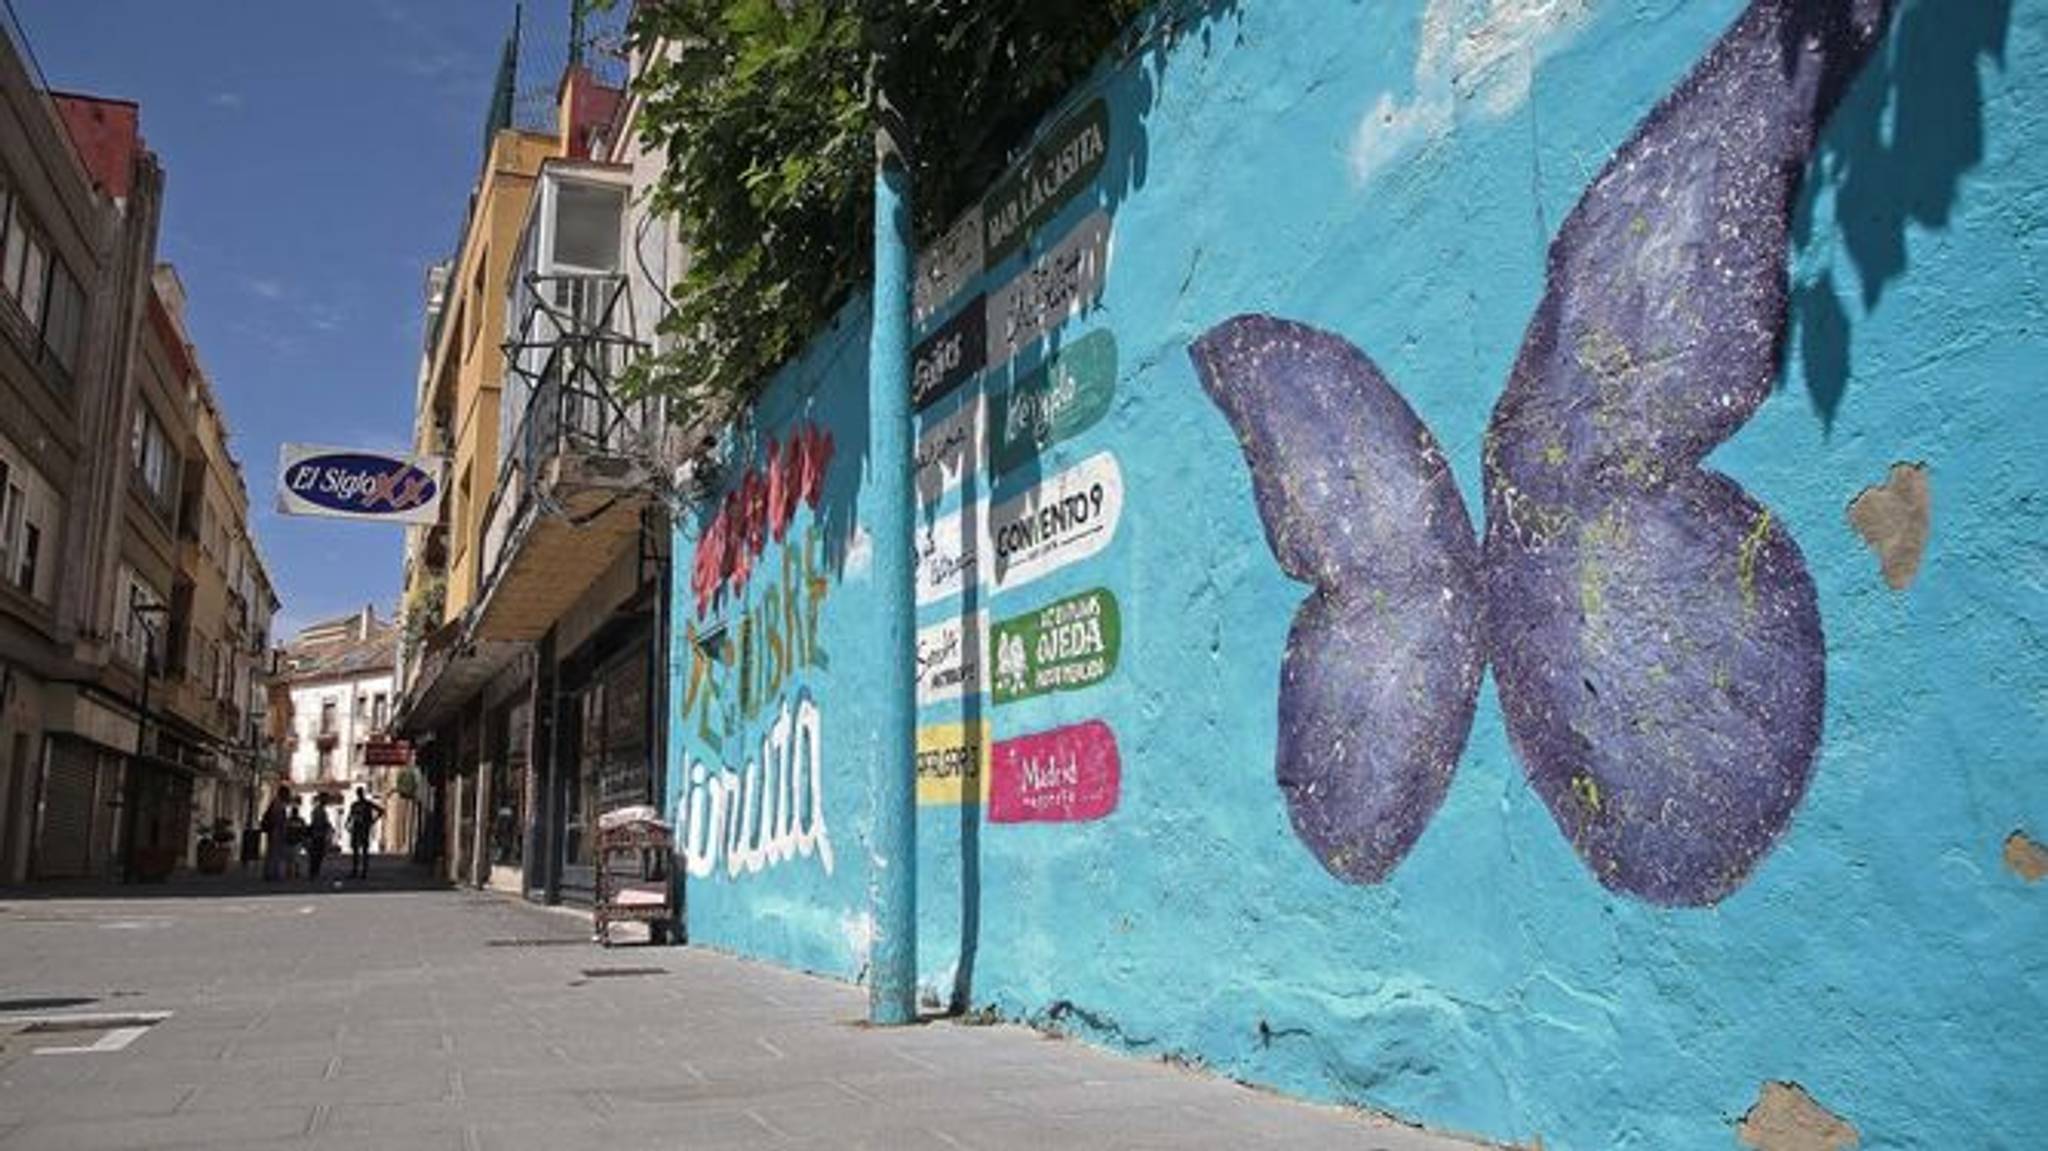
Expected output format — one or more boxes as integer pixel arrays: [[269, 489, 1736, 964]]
[[1789, 0, 2013, 429]]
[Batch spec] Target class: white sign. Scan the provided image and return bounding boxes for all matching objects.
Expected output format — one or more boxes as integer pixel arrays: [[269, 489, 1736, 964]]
[[277, 444, 445, 525], [985, 210, 1112, 373], [987, 452, 1123, 594], [913, 205, 986, 327], [913, 506, 982, 607], [916, 611, 987, 707]]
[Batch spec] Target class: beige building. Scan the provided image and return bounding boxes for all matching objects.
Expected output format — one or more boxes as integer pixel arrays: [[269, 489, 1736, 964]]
[[144, 272, 280, 851], [0, 18, 279, 882], [394, 32, 675, 912], [272, 608, 409, 853]]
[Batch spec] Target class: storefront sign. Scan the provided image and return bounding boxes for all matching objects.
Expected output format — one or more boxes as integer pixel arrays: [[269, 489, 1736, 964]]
[[988, 330, 1117, 476], [983, 99, 1111, 264], [987, 451, 1123, 594], [989, 719, 1120, 824], [914, 396, 983, 507], [363, 739, 413, 767], [916, 611, 987, 708], [912, 295, 988, 411], [913, 507, 983, 607], [986, 211, 1111, 373], [277, 444, 444, 524], [991, 588, 1120, 705], [914, 206, 986, 326], [916, 721, 989, 806]]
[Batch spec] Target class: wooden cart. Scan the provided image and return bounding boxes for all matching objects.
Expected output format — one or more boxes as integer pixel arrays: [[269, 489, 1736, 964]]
[[592, 807, 675, 946]]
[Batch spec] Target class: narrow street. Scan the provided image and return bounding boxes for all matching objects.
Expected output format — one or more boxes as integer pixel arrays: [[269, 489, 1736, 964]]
[[0, 860, 1488, 1151]]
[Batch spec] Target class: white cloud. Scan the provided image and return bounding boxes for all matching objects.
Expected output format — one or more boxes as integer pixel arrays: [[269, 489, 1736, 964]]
[[209, 92, 243, 110], [245, 277, 284, 300], [1351, 0, 1598, 186]]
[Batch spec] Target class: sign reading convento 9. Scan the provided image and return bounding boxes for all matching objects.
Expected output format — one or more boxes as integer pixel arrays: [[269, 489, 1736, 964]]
[[276, 443, 445, 526]]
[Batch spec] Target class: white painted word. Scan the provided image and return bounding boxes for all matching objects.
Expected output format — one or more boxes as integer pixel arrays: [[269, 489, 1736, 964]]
[[681, 694, 833, 880]]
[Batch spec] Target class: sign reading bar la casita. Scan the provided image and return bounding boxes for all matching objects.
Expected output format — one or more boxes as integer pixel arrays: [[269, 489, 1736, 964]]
[[277, 444, 444, 525]]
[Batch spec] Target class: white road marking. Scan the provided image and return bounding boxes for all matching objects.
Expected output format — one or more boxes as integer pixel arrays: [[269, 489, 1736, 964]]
[[34, 1025, 151, 1055]]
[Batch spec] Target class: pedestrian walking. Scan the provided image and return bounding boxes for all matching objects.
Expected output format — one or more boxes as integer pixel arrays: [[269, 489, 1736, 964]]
[[261, 785, 291, 882], [307, 799, 333, 880], [347, 786, 384, 879], [287, 800, 308, 880]]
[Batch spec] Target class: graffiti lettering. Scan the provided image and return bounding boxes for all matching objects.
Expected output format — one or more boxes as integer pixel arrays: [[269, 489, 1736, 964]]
[[682, 693, 833, 879], [682, 523, 831, 743]]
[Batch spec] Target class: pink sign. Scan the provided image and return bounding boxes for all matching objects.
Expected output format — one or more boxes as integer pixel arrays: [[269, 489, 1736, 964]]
[[989, 720, 1120, 824]]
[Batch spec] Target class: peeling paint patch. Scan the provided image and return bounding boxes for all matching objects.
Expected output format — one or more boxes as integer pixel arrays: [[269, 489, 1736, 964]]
[[1737, 1082, 1858, 1151], [2003, 831, 2048, 883], [1847, 464, 1930, 590]]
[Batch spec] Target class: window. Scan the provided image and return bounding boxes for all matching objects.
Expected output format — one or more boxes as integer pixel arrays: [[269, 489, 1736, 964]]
[[371, 693, 388, 732], [16, 524, 37, 593], [113, 566, 167, 669], [0, 441, 55, 604], [2, 200, 27, 300], [0, 461, 11, 580], [130, 403, 177, 514], [320, 698, 337, 736], [553, 182, 624, 273], [317, 745, 333, 775], [463, 251, 486, 359], [42, 262, 81, 375], [19, 230, 46, 326]]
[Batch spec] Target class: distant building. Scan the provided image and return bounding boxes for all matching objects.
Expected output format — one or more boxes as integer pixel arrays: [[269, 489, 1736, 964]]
[[271, 608, 408, 853]]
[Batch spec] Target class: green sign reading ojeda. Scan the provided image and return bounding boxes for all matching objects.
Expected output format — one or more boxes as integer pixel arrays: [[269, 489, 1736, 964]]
[[991, 587, 1121, 705], [988, 330, 1117, 476]]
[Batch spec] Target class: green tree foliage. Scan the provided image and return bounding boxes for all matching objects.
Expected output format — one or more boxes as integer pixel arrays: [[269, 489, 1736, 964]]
[[619, 0, 1156, 412]]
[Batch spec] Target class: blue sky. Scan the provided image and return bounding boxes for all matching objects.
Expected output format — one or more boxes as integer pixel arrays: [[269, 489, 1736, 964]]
[[15, 0, 599, 639]]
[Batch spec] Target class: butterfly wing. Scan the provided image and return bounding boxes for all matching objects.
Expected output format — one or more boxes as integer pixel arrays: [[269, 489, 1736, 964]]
[[1482, 0, 1888, 905], [1191, 315, 1484, 884]]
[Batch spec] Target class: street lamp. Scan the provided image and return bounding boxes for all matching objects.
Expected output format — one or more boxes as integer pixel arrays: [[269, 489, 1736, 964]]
[[129, 591, 170, 759], [125, 590, 170, 883]]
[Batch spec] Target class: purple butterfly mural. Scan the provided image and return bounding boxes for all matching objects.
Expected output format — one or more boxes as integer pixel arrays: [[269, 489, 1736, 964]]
[[1189, 0, 1890, 906]]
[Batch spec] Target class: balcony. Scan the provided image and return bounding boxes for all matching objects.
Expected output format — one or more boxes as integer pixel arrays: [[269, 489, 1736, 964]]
[[470, 163, 656, 646]]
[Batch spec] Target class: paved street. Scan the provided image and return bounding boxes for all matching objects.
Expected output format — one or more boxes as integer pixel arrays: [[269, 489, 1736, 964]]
[[0, 860, 1492, 1151]]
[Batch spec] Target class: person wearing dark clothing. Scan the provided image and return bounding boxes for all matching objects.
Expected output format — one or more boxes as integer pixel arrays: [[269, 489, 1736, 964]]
[[286, 803, 308, 879], [261, 786, 291, 882], [307, 800, 334, 880], [347, 787, 384, 879]]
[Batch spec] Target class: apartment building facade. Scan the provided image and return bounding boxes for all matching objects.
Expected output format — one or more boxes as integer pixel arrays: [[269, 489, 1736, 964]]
[[273, 608, 405, 853], [394, 27, 674, 909], [0, 20, 278, 883]]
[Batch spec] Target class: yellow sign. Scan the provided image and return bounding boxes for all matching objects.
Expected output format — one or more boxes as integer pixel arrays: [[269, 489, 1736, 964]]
[[915, 721, 990, 806]]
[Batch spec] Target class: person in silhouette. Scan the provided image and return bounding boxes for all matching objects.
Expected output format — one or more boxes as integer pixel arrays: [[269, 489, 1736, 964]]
[[287, 800, 309, 879], [307, 798, 334, 880], [261, 785, 292, 882], [346, 787, 384, 879]]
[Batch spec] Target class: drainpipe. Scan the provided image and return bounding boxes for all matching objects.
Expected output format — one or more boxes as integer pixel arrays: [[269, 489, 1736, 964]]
[[865, 23, 918, 1026]]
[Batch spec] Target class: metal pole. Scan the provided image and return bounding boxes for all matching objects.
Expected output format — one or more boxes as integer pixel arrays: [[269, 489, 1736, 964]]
[[866, 38, 918, 1026]]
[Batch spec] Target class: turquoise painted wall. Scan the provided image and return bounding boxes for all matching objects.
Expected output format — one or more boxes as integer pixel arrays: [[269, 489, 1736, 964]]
[[668, 2, 2047, 1147]]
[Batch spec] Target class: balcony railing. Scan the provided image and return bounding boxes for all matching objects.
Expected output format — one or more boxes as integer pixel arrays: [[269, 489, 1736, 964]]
[[478, 272, 654, 585]]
